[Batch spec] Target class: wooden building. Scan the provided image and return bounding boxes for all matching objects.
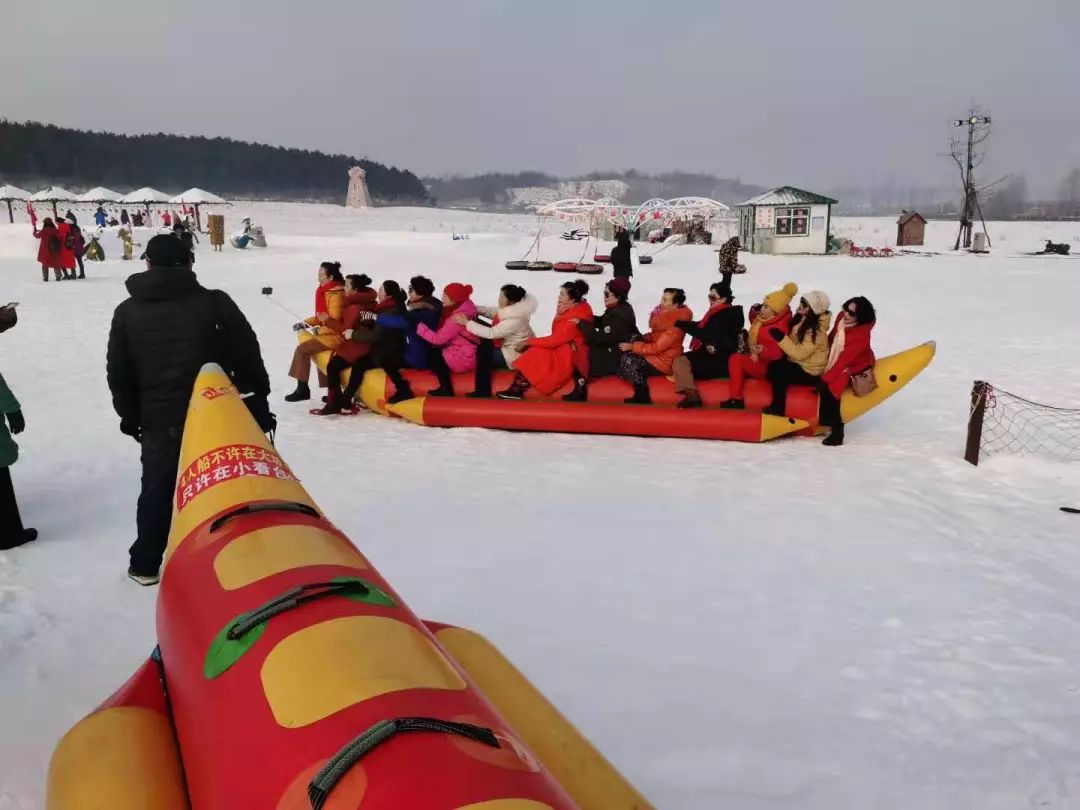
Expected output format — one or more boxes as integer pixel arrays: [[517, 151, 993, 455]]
[[896, 211, 927, 246]]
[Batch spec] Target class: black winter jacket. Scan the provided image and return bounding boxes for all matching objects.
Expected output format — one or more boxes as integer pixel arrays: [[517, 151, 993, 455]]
[[676, 304, 745, 358], [107, 268, 269, 430], [610, 233, 633, 278], [577, 300, 639, 378]]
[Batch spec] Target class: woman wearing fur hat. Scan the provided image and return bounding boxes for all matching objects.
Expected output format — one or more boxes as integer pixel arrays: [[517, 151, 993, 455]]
[[818, 296, 877, 446], [720, 281, 798, 409], [565, 276, 639, 401], [415, 282, 480, 396], [671, 281, 745, 408], [763, 290, 831, 415], [459, 284, 537, 398]]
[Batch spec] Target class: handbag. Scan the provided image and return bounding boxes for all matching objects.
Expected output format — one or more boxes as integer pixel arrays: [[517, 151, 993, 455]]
[[0, 305, 17, 334], [850, 366, 878, 397]]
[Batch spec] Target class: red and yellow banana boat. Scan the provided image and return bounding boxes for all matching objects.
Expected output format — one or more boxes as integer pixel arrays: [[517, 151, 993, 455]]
[[47, 364, 652, 810], [302, 334, 935, 442]]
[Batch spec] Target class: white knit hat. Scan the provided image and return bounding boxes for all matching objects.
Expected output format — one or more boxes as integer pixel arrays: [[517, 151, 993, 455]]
[[803, 290, 830, 314]]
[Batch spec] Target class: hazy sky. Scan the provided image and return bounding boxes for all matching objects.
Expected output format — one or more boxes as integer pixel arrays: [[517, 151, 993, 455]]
[[1, 0, 1077, 194]]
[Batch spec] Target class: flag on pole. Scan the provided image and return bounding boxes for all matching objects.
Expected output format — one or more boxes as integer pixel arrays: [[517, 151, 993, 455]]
[[26, 201, 37, 229]]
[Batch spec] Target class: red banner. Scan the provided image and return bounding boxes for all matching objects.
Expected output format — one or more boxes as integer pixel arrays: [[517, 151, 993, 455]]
[[176, 444, 298, 510]]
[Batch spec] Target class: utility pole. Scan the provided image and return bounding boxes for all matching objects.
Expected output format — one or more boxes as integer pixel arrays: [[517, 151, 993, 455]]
[[954, 114, 990, 250]]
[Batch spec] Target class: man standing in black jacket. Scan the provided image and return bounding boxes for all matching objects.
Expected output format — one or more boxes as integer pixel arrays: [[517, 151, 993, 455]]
[[107, 235, 273, 585]]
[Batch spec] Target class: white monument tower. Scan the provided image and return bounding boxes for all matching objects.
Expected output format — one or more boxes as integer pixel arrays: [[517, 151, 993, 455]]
[[345, 166, 373, 209]]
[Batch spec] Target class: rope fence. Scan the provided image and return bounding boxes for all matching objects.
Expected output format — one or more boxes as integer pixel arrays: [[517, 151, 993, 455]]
[[965, 380, 1080, 465]]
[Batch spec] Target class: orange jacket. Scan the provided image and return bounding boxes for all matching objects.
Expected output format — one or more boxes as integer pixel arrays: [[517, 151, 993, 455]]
[[630, 305, 693, 375]]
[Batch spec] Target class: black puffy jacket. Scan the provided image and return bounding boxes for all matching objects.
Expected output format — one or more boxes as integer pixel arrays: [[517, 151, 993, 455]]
[[107, 268, 269, 430]]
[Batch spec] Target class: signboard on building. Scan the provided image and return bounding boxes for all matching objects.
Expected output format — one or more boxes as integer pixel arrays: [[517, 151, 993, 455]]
[[755, 207, 775, 228]]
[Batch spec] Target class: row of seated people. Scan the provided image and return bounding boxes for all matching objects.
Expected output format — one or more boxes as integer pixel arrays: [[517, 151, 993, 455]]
[[282, 262, 876, 445]]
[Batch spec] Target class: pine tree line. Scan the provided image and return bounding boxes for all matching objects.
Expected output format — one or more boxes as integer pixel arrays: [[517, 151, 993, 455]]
[[0, 120, 429, 204]]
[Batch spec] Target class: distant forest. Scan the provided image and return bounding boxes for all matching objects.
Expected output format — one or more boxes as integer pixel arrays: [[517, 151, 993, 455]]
[[0, 120, 430, 204], [426, 170, 765, 208]]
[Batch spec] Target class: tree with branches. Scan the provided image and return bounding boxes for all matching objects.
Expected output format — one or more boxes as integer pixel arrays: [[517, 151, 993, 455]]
[[948, 106, 994, 250]]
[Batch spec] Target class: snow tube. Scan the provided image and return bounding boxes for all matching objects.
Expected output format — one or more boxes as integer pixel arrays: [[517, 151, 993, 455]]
[[47, 364, 651, 810], [638, 255, 653, 265], [352, 341, 936, 439], [229, 233, 251, 249], [505, 260, 529, 270], [552, 262, 578, 272], [576, 263, 604, 274], [527, 261, 553, 271], [593, 253, 611, 263]]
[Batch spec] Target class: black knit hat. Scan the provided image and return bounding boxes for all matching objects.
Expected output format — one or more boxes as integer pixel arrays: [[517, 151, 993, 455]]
[[141, 234, 192, 268]]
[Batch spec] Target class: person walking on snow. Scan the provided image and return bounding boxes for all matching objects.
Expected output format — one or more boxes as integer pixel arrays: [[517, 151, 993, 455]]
[[0, 306, 37, 549], [610, 227, 634, 279], [106, 235, 273, 585], [94, 206, 108, 228], [33, 218, 64, 281]]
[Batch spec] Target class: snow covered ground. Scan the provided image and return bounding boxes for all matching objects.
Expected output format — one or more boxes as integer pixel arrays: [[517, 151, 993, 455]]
[[2, 203, 1080, 809]]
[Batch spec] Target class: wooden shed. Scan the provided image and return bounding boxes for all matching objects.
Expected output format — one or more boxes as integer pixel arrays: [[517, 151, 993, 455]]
[[896, 211, 927, 247]]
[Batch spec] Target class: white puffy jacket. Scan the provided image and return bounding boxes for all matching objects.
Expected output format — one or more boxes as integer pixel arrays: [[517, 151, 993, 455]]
[[466, 294, 538, 365]]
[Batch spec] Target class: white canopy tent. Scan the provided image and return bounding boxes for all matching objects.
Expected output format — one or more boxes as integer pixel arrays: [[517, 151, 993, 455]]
[[169, 188, 229, 230], [76, 186, 122, 204], [30, 186, 77, 219], [0, 183, 30, 223], [121, 187, 170, 204]]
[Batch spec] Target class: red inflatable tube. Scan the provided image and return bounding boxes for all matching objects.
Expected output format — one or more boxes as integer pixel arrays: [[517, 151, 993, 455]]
[[374, 370, 821, 432], [389, 396, 808, 442]]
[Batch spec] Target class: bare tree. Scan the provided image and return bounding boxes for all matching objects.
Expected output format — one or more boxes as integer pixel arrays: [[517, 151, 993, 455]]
[[948, 106, 994, 250], [1060, 168, 1080, 206]]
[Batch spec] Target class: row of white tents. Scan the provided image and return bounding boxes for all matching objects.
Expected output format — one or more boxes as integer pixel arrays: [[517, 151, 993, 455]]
[[0, 184, 228, 222]]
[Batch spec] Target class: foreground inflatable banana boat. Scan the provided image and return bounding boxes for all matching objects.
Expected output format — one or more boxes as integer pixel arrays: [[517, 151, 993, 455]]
[[303, 333, 936, 442], [48, 364, 651, 810]]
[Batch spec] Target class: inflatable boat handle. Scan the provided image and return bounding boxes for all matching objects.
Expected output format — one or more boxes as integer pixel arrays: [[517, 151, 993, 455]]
[[209, 500, 320, 532]]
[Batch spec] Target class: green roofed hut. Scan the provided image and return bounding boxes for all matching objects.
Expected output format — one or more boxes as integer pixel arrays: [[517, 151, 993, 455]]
[[737, 186, 838, 255]]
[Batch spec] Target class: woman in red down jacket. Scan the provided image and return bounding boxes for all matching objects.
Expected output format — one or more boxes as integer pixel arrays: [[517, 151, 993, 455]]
[[33, 218, 64, 282], [720, 281, 798, 409], [55, 218, 77, 279], [497, 279, 594, 399], [316, 274, 378, 415], [818, 296, 876, 446]]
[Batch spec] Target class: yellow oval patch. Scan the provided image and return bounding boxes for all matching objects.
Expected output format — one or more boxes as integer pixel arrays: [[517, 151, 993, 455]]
[[261, 616, 466, 728], [214, 525, 368, 590]]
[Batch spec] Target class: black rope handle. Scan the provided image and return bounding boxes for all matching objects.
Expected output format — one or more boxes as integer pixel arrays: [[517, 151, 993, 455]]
[[210, 501, 319, 532], [227, 580, 369, 640], [308, 718, 499, 810]]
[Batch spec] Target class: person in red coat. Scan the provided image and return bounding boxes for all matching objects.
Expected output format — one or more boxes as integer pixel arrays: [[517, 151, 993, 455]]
[[818, 296, 876, 446], [496, 280, 594, 400], [33, 218, 64, 282], [315, 274, 378, 414], [720, 282, 797, 409], [615, 288, 692, 404], [55, 219, 77, 279]]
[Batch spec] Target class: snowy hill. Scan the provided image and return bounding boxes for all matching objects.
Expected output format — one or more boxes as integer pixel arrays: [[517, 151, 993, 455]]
[[1, 202, 1080, 809]]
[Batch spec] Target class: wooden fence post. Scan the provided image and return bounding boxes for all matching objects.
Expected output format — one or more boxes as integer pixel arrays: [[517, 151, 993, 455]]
[[964, 380, 988, 466]]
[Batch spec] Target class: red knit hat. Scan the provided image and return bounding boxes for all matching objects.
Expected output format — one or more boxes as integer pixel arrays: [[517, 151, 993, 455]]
[[444, 282, 473, 305]]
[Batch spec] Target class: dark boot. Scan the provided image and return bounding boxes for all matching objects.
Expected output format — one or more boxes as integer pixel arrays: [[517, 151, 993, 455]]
[[466, 389, 491, 399], [0, 528, 37, 551], [313, 388, 344, 415], [624, 384, 652, 405], [719, 398, 745, 410], [428, 385, 455, 397], [822, 423, 845, 446], [496, 375, 529, 400], [677, 388, 703, 409], [562, 377, 588, 402], [284, 381, 311, 402], [388, 383, 415, 404]]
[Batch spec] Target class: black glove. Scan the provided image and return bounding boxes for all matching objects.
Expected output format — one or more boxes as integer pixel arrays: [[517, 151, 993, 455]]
[[245, 396, 278, 436], [675, 320, 692, 331], [119, 418, 142, 442], [7, 410, 24, 435], [769, 328, 786, 341], [292, 322, 309, 332]]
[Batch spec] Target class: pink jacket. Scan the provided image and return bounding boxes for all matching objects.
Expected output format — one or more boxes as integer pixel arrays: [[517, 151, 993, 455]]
[[416, 299, 480, 373]]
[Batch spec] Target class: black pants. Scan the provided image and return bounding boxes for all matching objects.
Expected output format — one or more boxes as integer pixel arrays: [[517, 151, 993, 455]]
[[472, 340, 508, 394], [130, 426, 183, 575], [76, 255, 85, 276], [0, 467, 25, 542], [428, 350, 453, 391], [766, 359, 821, 413], [817, 380, 842, 428]]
